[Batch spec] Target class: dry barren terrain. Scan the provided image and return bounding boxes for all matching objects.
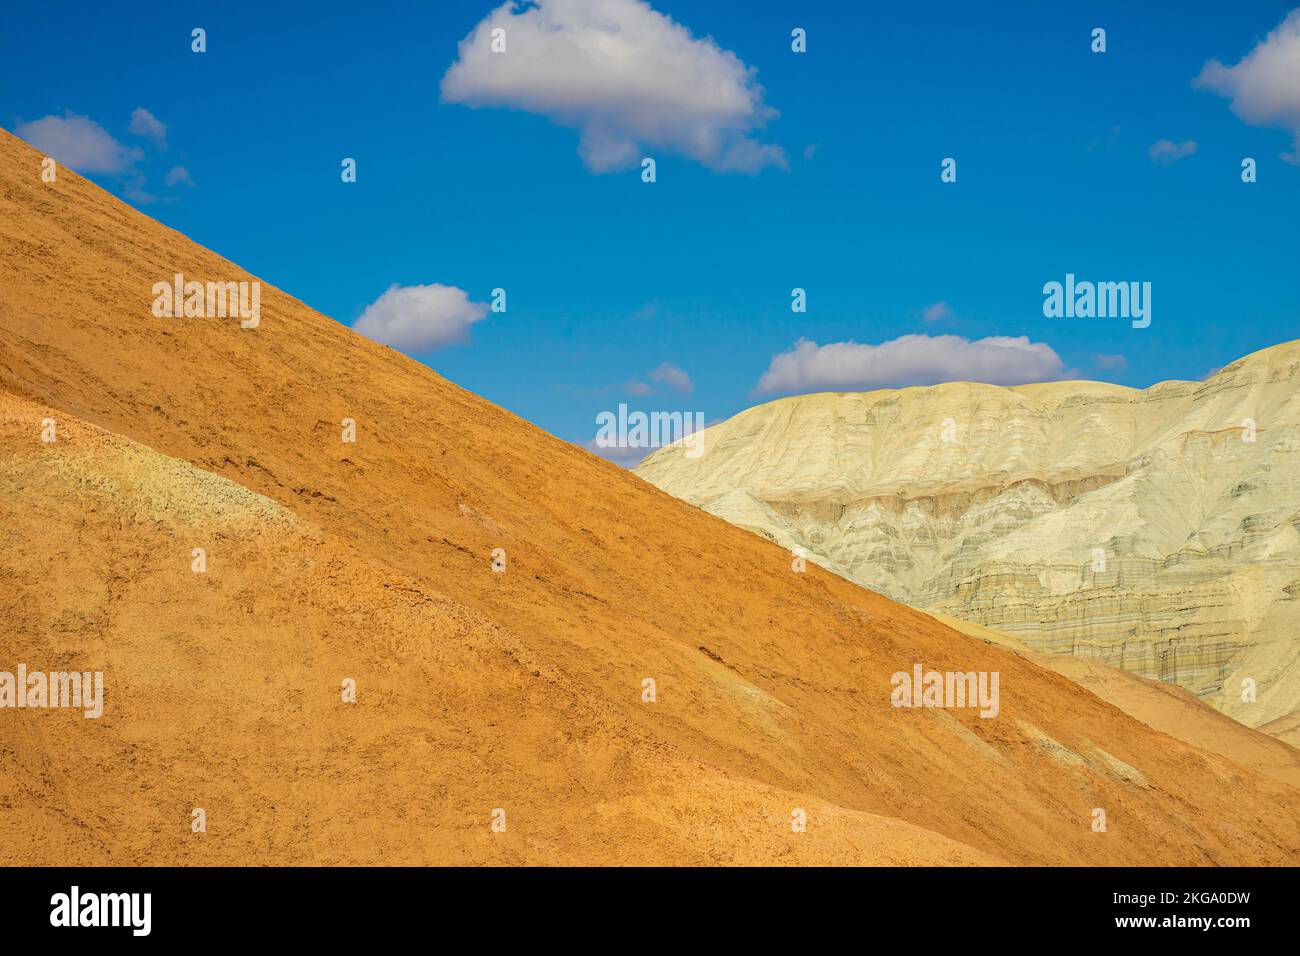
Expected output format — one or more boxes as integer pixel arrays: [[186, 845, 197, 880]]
[[2, 126, 1298, 865]]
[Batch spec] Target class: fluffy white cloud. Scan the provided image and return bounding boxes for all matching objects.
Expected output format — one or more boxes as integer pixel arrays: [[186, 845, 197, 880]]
[[1148, 139, 1198, 164], [649, 361, 693, 393], [1196, 10, 1300, 163], [440, 0, 785, 173], [756, 334, 1067, 394], [352, 284, 487, 352], [129, 107, 167, 147], [15, 112, 142, 173]]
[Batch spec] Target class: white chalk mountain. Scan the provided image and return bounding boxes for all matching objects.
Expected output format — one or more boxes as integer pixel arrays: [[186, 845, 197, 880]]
[[636, 340, 1300, 733]]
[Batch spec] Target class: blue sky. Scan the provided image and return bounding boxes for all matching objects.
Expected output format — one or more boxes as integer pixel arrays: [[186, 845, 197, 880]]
[[3, 1, 1298, 461]]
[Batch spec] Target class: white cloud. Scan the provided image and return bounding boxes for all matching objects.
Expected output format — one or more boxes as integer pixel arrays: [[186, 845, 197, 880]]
[[921, 301, 954, 323], [1093, 353, 1128, 371], [15, 112, 142, 173], [440, 0, 785, 173], [129, 107, 167, 147], [756, 334, 1067, 394], [352, 283, 488, 352], [1148, 139, 1198, 164], [1196, 10, 1300, 163], [649, 361, 693, 393]]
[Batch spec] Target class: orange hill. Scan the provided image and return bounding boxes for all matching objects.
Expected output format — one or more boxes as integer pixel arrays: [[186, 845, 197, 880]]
[[1, 126, 1297, 865]]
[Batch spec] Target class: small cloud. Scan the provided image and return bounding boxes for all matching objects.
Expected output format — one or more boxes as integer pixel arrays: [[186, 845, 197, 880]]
[[1148, 139, 1198, 165], [631, 302, 660, 321], [14, 112, 142, 173], [1195, 10, 1300, 163], [164, 165, 195, 188], [803, 143, 818, 160], [755, 334, 1067, 395], [129, 107, 167, 147], [440, 0, 785, 173], [1093, 353, 1128, 371], [625, 379, 653, 396], [649, 361, 694, 393], [352, 283, 488, 352], [921, 301, 954, 323]]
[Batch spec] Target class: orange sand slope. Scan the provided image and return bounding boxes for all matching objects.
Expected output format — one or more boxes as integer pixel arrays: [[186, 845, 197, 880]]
[[1, 126, 1298, 865], [0, 393, 992, 865]]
